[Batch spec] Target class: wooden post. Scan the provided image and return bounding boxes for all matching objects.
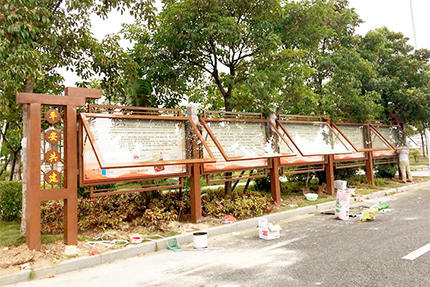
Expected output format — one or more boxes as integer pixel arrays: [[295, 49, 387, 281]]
[[26, 103, 42, 250], [187, 104, 202, 222], [270, 157, 281, 204], [190, 163, 202, 222], [64, 105, 78, 245], [17, 88, 101, 250], [365, 152, 375, 186], [365, 125, 375, 186], [325, 154, 335, 195]]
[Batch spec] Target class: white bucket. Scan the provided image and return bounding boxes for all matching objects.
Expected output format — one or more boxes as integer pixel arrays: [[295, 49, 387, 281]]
[[193, 232, 208, 249]]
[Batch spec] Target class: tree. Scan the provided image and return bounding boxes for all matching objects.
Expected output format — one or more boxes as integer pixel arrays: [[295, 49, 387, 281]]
[[0, 0, 156, 235], [358, 27, 430, 128], [151, 0, 282, 111]]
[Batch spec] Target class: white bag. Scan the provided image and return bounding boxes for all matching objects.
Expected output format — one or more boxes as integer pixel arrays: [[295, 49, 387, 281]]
[[335, 191, 351, 220]]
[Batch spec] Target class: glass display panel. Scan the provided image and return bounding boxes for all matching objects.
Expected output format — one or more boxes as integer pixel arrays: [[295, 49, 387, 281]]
[[335, 125, 366, 150], [202, 120, 293, 161], [374, 126, 406, 148], [82, 129, 186, 183], [280, 122, 353, 156], [81, 113, 214, 169]]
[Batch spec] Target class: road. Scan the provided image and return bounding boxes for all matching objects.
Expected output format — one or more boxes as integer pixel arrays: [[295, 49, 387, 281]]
[[10, 187, 430, 287]]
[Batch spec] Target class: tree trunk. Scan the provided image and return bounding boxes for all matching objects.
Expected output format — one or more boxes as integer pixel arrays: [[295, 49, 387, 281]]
[[13, 151, 21, 180], [9, 152, 16, 181], [223, 89, 233, 197]]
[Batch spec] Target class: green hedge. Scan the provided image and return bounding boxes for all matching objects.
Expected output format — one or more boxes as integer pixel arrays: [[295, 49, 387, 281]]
[[375, 164, 397, 178], [0, 181, 22, 221]]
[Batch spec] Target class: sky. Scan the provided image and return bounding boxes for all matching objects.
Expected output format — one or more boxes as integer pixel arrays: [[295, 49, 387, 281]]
[[61, 0, 430, 86]]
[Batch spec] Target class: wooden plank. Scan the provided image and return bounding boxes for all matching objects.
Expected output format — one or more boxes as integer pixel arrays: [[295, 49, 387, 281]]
[[270, 158, 281, 204], [190, 163, 202, 223], [65, 87, 102, 99], [64, 105, 78, 245], [325, 154, 335, 195], [17, 93, 86, 106], [26, 103, 41, 250]]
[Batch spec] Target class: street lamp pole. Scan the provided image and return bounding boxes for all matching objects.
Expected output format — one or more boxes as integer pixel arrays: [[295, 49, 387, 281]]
[[409, 0, 418, 48]]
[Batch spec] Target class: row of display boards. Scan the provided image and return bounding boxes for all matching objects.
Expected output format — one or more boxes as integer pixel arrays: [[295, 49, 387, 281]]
[[17, 89, 406, 250], [80, 105, 404, 195]]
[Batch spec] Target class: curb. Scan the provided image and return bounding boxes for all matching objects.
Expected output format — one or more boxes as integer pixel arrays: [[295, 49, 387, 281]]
[[2, 180, 430, 286]]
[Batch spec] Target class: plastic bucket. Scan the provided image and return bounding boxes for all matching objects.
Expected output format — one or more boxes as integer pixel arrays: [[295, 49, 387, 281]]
[[193, 232, 208, 249]]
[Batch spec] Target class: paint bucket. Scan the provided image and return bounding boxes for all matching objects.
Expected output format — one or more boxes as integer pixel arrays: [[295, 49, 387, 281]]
[[193, 232, 208, 249]]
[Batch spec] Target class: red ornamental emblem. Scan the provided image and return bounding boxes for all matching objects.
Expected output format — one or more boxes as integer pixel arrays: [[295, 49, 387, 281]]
[[45, 109, 61, 124], [45, 170, 62, 185], [45, 129, 61, 144], [45, 150, 61, 164]]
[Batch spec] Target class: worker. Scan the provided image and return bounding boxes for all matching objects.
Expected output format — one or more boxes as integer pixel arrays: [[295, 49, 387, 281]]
[[397, 146, 413, 183]]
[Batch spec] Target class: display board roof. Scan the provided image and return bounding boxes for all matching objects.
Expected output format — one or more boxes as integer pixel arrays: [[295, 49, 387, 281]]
[[80, 113, 215, 169]]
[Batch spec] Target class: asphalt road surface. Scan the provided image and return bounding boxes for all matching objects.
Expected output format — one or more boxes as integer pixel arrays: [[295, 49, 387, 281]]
[[10, 187, 430, 287]]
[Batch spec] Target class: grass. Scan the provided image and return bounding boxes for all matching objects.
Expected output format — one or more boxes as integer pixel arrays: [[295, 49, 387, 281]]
[[0, 220, 24, 246], [410, 155, 429, 165], [0, 220, 63, 247]]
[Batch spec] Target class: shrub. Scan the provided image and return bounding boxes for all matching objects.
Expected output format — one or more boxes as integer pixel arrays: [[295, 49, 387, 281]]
[[202, 190, 273, 219], [0, 181, 22, 221], [410, 149, 420, 163], [254, 176, 271, 192], [335, 167, 359, 179], [40, 190, 189, 233], [375, 164, 397, 178]]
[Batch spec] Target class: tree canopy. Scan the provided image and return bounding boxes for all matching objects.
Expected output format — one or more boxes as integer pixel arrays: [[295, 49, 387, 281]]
[[2, 0, 430, 179]]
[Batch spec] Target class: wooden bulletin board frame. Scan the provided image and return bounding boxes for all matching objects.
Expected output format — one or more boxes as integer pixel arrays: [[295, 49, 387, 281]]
[[200, 112, 296, 162], [80, 113, 216, 169]]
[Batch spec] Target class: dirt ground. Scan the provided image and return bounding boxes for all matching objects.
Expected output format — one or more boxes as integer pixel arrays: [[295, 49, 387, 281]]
[[0, 217, 220, 276]]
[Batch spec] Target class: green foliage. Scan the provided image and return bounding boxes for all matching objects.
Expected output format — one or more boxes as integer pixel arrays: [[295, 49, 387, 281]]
[[202, 189, 273, 219], [0, 0, 157, 176], [410, 149, 420, 162], [145, 0, 282, 111], [41, 190, 188, 233], [334, 167, 359, 179], [375, 164, 397, 178], [254, 176, 271, 192], [358, 28, 430, 127], [0, 220, 25, 246], [0, 181, 22, 221]]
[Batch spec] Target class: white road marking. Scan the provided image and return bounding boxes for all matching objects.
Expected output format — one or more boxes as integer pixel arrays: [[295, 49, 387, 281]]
[[402, 243, 430, 260]]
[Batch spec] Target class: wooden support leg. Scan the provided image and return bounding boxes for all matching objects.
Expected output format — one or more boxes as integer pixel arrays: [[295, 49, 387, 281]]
[[26, 197, 41, 250], [64, 197, 78, 245], [27, 103, 41, 250], [270, 158, 281, 204], [190, 164, 202, 223], [325, 155, 335, 195], [365, 151, 375, 186], [64, 105, 78, 245]]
